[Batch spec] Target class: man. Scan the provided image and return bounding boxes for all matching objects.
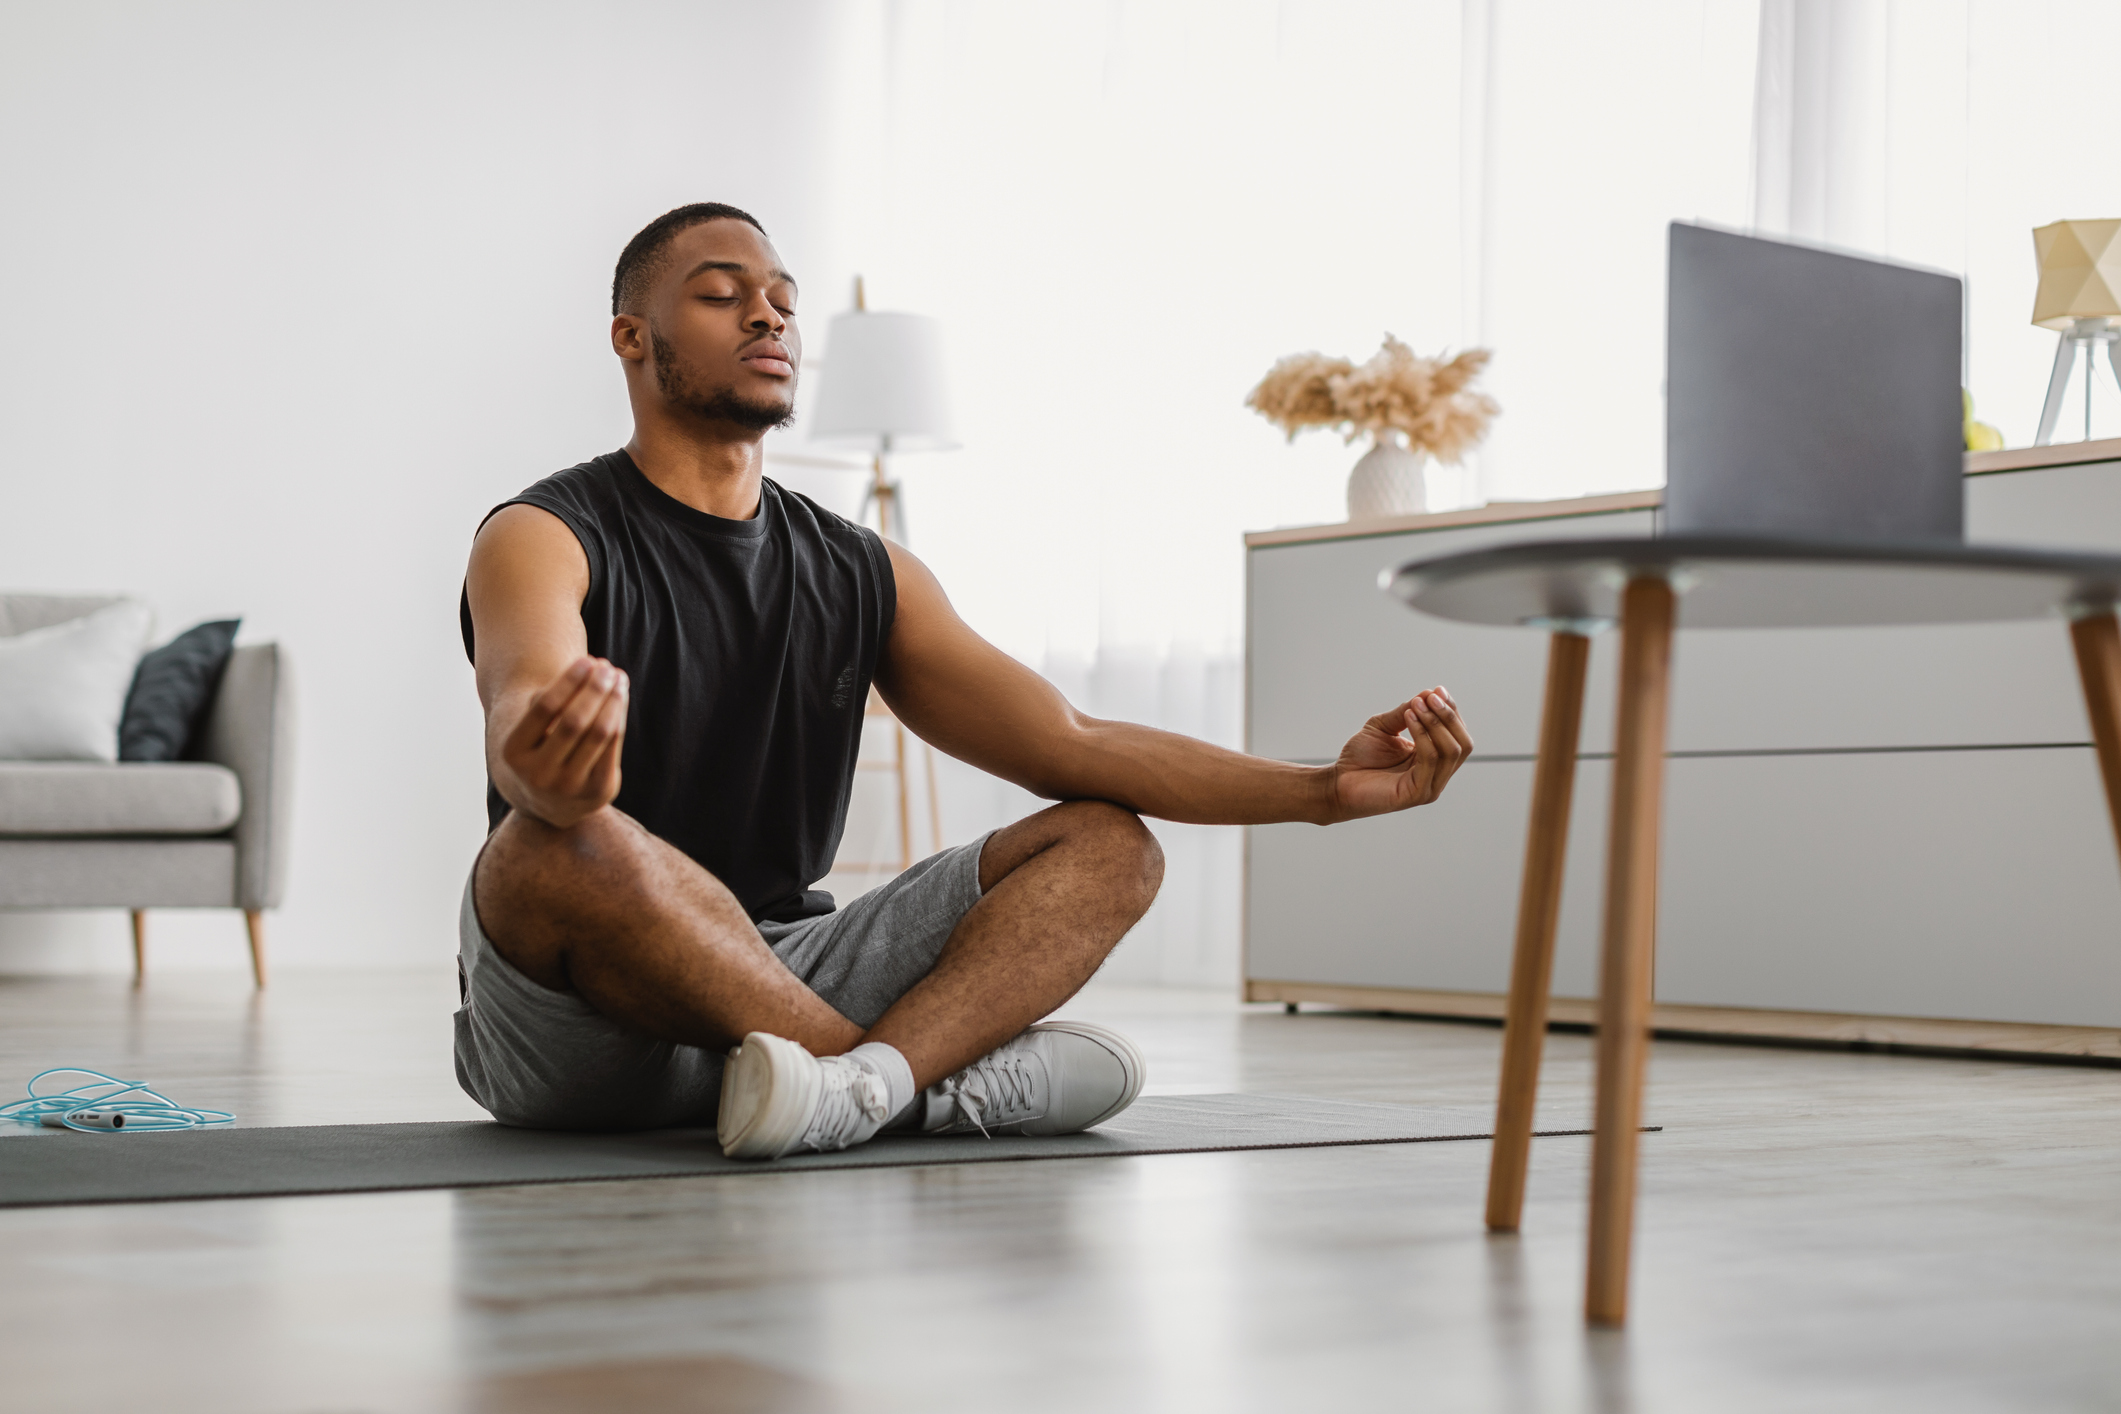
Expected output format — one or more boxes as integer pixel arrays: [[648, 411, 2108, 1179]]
[[457, 202, 1474, 1161]]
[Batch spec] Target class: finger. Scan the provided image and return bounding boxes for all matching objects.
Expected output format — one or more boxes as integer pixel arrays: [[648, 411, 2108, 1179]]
[[1416, 691, 1462, 752], [533, 680, 609, 759], [1404, 703, 1440, 802], [1418, 693, 1468, 793], [1374, 710, 1417, 762], [561, 673, 630, 793], [559, 668, 628, 773], [583, 695, 627, 805], [546, 667, 621, 766], [1426, 687, 1475, 756], [1393, 707, 1421, 759], [1365, 701, 1420, 739], [505, 658, 600, 756], [522, 669, 614, 777], [1373, 687, 1450, 740]]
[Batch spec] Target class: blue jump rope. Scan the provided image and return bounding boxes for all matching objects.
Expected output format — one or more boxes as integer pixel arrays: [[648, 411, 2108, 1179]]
[[0, 1068, 234, 1133]]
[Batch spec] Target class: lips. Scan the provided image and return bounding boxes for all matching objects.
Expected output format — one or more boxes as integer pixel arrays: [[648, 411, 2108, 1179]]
[[740, 342, 795, 378]]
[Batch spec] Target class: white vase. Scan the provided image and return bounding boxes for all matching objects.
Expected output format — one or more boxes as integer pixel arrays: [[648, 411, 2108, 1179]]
[[1346, 432, 1427, 520]]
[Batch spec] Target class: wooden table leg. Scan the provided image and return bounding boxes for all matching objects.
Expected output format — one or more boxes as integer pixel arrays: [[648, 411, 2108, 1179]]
[[130, 910, 147, 987], [1486, 630, 1592, 1232], [1585, 576, 1676, 1326], [2068, 611, 2121, 867]]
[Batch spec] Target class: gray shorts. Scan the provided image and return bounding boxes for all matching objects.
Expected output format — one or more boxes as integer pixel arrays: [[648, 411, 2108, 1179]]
[[452, 834, 990, 1130]]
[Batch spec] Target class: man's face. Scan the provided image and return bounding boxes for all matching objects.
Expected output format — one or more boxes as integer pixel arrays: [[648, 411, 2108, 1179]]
[[636, 220, 801, 431]]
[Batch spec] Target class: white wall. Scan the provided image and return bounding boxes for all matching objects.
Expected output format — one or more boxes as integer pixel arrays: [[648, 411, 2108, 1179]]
[[0, 1, 878, 972]]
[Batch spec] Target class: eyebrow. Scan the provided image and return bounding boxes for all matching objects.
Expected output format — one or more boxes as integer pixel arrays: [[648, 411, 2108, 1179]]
[[682, 258, 798, 293]]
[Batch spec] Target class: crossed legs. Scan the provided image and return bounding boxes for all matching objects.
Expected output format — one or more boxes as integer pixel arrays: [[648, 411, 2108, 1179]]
[[471, 798, 1164, 1090]]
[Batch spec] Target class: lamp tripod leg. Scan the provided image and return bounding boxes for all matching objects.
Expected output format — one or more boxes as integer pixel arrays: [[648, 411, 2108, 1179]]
[[2036, 332, 2076, 447]]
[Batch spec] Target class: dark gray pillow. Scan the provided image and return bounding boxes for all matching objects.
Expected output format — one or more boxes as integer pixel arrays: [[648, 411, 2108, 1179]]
[[119, 619, 241, 762]]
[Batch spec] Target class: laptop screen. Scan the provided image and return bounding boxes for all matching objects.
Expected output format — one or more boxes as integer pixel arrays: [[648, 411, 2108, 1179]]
[[1665, 223, 1964, 543]]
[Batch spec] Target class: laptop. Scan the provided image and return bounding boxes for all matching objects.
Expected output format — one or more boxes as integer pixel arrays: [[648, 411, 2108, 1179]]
[[1665, 223, 1965, 543]]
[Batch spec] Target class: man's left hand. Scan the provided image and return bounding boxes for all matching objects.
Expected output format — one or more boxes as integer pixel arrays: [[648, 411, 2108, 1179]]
[[1329, 688, 1474, 820]]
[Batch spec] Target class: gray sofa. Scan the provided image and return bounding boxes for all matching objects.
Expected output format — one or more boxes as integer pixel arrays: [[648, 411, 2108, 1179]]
[[0, 594, 293, 986]]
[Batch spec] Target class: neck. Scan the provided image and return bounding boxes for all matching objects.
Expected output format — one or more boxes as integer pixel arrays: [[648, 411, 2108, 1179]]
[[624, 418, 768, 520]]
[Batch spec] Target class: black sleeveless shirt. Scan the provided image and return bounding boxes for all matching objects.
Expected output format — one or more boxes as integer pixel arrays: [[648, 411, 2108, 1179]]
[[460, 450, 896, 924]]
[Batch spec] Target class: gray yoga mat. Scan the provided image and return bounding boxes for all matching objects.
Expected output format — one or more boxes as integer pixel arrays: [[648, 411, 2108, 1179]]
[[0, 1093, 1637, 1208]]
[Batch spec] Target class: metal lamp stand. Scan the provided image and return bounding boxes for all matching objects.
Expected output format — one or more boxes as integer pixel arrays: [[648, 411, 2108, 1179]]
[[2035, 316, 2121, 445]]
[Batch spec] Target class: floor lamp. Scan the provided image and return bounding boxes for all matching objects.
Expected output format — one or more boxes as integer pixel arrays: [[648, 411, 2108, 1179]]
[[2032, 219, 2121, 446], [808, 279, 959, 870]]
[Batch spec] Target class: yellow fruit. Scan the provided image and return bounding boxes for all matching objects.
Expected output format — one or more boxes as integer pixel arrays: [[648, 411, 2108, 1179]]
[[1961, 389, 2004, 451]]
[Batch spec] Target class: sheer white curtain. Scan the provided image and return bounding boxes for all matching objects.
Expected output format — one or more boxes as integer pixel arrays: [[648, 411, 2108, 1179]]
[[1749, 0, 2121, 446], [847, 1, 1473, 984], [813, 1, 1768, 984], [813, 0, 2121, 986]]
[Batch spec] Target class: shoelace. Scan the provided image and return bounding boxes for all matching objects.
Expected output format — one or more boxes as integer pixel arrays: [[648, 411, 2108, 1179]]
[[938, 1052, 1041, 1138], [802, 1059, 890, 1152]]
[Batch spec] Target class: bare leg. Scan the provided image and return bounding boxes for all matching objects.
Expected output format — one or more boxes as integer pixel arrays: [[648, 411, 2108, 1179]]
[[863, 799, 1163, 1087], [472, 799, 1163, 1087], [474, 808, 865, 1058]]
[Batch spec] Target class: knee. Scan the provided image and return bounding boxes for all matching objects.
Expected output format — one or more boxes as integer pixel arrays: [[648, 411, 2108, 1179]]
[[485, 807, 658, 907], [1053, 800, 1164, 912]]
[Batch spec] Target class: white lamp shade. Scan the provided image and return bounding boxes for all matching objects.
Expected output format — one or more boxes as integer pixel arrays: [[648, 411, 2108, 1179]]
[[808, 311, 959, 451]]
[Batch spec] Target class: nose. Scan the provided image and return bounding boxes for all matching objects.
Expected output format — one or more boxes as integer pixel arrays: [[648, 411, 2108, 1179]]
[[744, 292, 785, 334]]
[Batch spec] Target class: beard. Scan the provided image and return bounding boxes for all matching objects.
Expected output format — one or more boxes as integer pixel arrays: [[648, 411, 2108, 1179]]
[[650, 323, 797, 431]]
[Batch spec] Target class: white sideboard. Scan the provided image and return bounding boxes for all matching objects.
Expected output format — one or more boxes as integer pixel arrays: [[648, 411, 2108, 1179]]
[[1243, 438, 2121, 1059]]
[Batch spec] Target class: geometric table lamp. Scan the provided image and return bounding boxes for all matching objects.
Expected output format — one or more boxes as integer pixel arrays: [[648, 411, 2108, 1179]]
[[2032, 219, 2121, 445], [807, 278, 958, 544]]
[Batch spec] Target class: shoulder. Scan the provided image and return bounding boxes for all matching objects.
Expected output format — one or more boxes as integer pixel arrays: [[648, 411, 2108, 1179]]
[[475, 452, 628, 574], [500, 453, 626, 528], [468, 502, 591, 619], [468, 457, 621, 598], [474, 502, 586, 560]]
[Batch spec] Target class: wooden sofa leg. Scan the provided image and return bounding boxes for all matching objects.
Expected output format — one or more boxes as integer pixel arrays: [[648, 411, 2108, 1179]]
[[245, 910, 268, 990], [130, 910, 147, 986]]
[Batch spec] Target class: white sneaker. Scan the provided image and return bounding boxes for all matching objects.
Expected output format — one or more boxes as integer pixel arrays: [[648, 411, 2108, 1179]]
[[718, 1032, 892, 1160], [918, 1020, 1145, 1137]]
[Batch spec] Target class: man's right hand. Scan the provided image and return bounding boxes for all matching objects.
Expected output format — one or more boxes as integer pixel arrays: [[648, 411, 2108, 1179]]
[[501, 656, 630, 829]]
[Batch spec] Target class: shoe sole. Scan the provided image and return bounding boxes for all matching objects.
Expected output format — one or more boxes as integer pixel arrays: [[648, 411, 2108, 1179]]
[[717, 1032, 821, 1160], [1025, 1019, 1145, 1131]]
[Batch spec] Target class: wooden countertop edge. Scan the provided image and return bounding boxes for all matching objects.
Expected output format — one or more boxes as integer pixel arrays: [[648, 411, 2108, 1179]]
[[1243, 490, 1662, 547], [1245, 980, 2121, 1060], [1964, 434, 2121, 476], [1245, 436, 2121, 549]]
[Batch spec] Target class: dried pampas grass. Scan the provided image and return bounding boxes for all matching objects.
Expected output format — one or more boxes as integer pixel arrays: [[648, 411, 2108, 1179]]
[[1246, 335, 1498, 464]]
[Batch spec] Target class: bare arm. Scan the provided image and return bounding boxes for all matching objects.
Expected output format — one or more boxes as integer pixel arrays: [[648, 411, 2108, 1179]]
[[873, 542, 1472, 827], [465, 504, 631, 830]]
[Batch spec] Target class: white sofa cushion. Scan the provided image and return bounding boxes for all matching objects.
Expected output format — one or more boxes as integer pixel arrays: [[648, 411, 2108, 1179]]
[[0, 761, 241, 835], [0, 594, 127, 637], [0, 600, 154, 760]]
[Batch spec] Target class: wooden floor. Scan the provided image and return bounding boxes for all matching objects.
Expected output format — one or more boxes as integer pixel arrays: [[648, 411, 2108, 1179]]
[[0, 970, 2116, 1413]]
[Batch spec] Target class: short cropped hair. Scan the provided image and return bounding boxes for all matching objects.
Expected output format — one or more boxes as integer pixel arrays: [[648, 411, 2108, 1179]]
[[611, 202, 768, 316]]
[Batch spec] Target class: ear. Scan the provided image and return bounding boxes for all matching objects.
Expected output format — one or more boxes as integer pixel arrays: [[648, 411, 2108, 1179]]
[[611, 315, 647, 364]]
